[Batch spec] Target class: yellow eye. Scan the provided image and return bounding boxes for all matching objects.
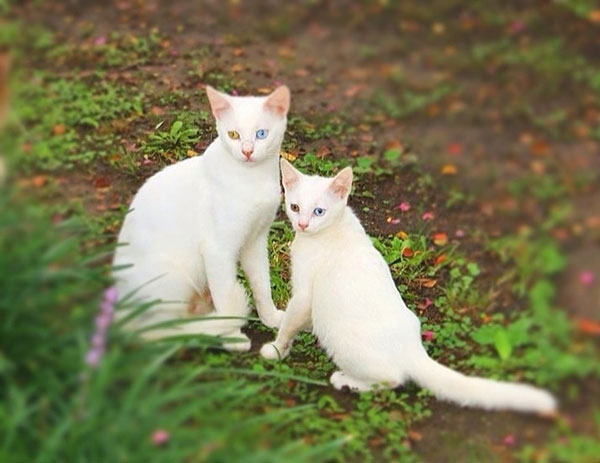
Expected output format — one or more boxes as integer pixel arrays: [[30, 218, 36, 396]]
[[227, 131, 240, 140]]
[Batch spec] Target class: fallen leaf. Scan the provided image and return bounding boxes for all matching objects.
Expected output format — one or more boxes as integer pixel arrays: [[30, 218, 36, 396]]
[[432, 22, 445, 34], [150, 106, 164, 116], [344, 84, 364, 98], [420, 278, 437, 288], [530, 140, 549, 156], [232, 47, 244, 57], [577, 318, 600, 336], [441, 164, 458, 175], [446, 142, 463, 155], [187, 150, 198, 157], [95, 177, 110, 189], [32, 175, 47, 188], [433, 232, 448, 246], [231, 63, 244, 73], [589, 9, 600, 23], [257, 87, 272, 94], [408, 431, 423, 442], [280, 150, 297, 162], [316, 145, 331, 158], [403, 248, 414, 258], [52, 124, 66, 136], [386, 217, 401, 225], [434, 254, 447, 266], [396, 230, 409, 240]]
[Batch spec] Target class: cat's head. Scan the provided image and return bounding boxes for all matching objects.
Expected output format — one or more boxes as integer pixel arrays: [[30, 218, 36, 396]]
[[206, 85, 290, 165], [280, 158, 353, 234]]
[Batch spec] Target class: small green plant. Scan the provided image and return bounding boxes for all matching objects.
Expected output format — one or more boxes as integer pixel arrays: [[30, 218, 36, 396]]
[[375, 85, 453, 120], [145, 120, 200, 160]]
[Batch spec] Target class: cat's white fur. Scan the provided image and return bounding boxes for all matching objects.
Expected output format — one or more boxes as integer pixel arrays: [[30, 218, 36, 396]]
[[112, 86, 290, 350], [260, 159, 557, 414]]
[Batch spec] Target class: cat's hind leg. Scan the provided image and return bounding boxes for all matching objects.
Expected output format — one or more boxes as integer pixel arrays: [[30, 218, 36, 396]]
[[330, 371, 401, 392]]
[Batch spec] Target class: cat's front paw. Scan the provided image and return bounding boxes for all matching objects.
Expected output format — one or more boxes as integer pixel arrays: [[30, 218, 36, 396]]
[[260, 343, 288, 360], [259, 308, 284, 329], [222, 332, 252, 352]]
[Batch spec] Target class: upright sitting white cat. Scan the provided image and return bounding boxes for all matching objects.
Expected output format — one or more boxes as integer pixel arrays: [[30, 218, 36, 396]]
[[260, 159, 557, 414], [112, 86, 290, 350]]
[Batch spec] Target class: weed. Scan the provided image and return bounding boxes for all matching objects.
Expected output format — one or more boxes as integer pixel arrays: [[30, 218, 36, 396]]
[[144, 119, 200, 161]]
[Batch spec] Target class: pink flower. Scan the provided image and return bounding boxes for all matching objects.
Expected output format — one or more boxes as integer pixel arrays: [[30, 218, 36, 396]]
[[95, 313, 112, 332], [91, 332, 105, 349], [100, 300, 115, 317], [397, 202, 411, 212], [422, 212, 434, 221], [152, 429, 170, 446], [509, 20, 525, 34], [231, 89, 239, 96], [423, 298, 433, 309], [103, 286, 118, 304], [580, 271, 594, 286], [423, 330, 435, 342], [455, 229, 465, 238], [93, 36, 107, 46], [85, 348, 103, 367], [503, 434, 516, 447]]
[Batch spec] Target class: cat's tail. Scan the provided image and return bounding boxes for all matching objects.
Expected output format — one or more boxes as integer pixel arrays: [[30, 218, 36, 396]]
[[408, 348, 557, 414]]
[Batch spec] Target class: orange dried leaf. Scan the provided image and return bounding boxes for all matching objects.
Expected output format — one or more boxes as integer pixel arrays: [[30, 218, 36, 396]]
[[433, 232, 448, 246], [52, 124, 66, 136], [441, 164, 458, 175], [589, 9, 600, 23], [31, 175, 47, 188], [576, 319, 600, 336], [434, 254, 447, 266], [420, 279, 437, 288], [280, 150, 297, 162], [396, 230, 409, 240], [530, 140, 549, 156]]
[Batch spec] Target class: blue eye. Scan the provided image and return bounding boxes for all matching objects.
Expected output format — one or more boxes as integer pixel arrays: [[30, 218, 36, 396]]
[[256, 129, 269, 139], [313, 207, 326, 217]]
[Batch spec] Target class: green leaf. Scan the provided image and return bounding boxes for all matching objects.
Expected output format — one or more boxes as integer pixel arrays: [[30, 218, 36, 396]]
[[383, 148, 402, 163], [494, 329, 512, 361], [170, 120, 183, 137], [467, 262, 480, 276]]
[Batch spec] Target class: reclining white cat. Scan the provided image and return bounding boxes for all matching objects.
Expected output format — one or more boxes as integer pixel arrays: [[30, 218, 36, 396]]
[[112, 86, 290, 350], [261, 159, 557, 414]]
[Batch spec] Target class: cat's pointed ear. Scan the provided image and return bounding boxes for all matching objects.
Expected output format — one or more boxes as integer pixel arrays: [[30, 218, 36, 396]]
[[329, 167, 353, 199], [206, 85, 231, 119], [280, 158, 301, 190], [265, 85, 290, 117]]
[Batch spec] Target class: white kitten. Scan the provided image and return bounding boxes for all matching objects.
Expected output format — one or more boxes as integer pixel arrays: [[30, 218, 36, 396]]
[[112, 86, 290, 350], [260, 159, 557, 414]]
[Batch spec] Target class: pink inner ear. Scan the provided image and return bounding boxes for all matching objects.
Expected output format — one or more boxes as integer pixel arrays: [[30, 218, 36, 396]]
[[206, 87, 230, 119], [265, 86, 290, 117], [331, 183, 348, 198]]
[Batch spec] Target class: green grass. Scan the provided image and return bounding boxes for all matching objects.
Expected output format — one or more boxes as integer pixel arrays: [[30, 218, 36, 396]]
[[6, 75, 143, 170]]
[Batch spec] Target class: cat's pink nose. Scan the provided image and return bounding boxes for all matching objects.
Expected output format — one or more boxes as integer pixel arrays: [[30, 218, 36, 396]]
[[242, 142, 254, 159], [298, 222, 308, 230]]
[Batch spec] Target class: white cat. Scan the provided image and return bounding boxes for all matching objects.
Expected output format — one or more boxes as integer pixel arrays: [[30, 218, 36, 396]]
[[112, 86, 290, 350], [260, 159, 557, 414]]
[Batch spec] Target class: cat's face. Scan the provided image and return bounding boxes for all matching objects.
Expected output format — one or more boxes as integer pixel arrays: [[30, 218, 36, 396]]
[[206, 85, 290, 165], [280, 159, 353, 235]]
